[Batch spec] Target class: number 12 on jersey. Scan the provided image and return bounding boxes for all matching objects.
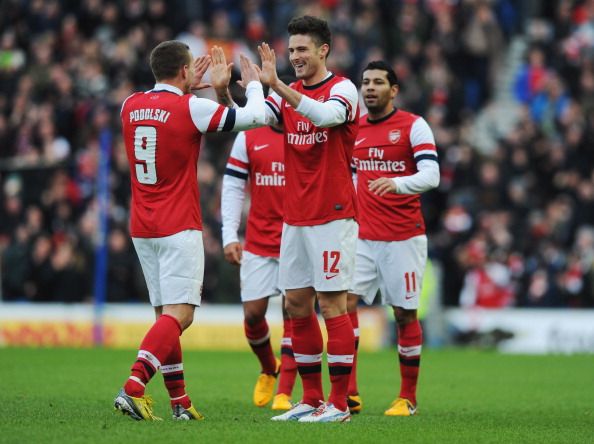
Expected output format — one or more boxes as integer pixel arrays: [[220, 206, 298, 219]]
[[134, 126, 157, 184]]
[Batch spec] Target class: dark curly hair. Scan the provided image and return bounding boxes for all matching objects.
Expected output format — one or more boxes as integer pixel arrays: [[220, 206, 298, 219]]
[[363, 60, 399, 86], [287, 15, 331, 51]]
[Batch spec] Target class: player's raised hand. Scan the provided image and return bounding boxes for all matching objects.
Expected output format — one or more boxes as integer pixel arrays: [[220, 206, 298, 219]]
[[257, 42, 278, 87], [223, 242, 243, 265], [210, 46, 233, 91], [368, 177, 398, 196], [190, 54, 212, 91], [236, 54, 260, 88]]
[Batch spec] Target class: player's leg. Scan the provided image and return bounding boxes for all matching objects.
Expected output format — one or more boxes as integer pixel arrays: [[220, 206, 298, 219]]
[[346, 238, 380, 414], [240, 252, 282, 406], [385, 306, 422, 416], [299, 219, 357, 423], [244, 297, 276, 374], [272, 224, 320, 421], [244, 297, 280, 406], [159, 303, 204, 420], [273, 295, 298, 410], [346, 293, 361, 413], [115, 230, 205, 421], [115, 236, 164, 420], [379, 235, 427, 416]]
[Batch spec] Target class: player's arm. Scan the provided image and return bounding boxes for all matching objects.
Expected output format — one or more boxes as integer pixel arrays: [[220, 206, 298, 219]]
[[369, 118, 440, 196], [257, 43, 356, 128], [221, 132, 249, 265], [189, 78, 266, 133], [191, 49, 266, 132]]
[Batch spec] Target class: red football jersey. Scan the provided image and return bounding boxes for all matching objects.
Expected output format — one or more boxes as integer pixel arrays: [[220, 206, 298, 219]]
[[265, 74, 359, 226], [353, 109, 437, 241], [224, 126, 284, 257], [121, 83, 237, 238]]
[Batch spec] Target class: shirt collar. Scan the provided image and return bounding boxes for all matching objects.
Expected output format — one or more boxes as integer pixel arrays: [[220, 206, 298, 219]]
[[150, 83, 183, 96]]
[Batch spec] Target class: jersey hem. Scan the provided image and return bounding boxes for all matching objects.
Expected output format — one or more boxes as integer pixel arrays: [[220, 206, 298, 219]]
[[130, 224, 203, 238], [244, 246, 280, 258], [358, 229, 425, 242], [284, 212, 356, 227]]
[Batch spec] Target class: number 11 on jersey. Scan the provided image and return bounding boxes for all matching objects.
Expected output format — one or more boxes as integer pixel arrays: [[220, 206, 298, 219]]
[[134, 126, 157, 184]]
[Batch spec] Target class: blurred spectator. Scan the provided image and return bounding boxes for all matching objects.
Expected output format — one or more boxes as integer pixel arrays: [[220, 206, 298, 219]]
[[0, 1, 592, 309]]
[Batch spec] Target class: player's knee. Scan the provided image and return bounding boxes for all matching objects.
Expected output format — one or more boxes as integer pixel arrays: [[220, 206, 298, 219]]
[[179, 315, 194, 331], [284, 297, 309, 318], [244, 311, 265, 326], [346, 293, 359, 313], [393, 307, 417, 326]]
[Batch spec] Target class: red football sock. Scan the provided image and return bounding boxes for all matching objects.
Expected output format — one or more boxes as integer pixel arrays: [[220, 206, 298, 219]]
[[347, 310, 359, 396], [326, 313, 355, 412], [244, 318, 277, 374], [397, 320, 423, 405], [277, 319, 297, 396], [124, 314, 182, 397], [161, 335, 191, 409], [292, 313, 324, 407]]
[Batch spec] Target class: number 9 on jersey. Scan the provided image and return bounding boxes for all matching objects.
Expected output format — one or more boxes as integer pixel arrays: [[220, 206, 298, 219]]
[[134, 126, 158, 184]]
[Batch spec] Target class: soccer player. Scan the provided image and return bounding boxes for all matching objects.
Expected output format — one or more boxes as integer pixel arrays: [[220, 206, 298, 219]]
[[257, 16, 360, 423], [221, 124, 298, 410], [114, 41, 266, 421], [348, 61, 440, 416]]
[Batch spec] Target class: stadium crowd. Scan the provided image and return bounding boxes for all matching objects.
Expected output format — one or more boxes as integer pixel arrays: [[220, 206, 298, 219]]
[[0, 0, 593, 308]]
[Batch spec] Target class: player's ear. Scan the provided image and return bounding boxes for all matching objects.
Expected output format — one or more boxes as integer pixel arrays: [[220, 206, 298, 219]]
[[319, 43, 329, 60], [391, 84, 399, 99]]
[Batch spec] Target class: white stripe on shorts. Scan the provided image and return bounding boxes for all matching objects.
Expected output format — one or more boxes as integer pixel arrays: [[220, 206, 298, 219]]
[[327, 354, 354, 364], [294, 353, 323, 364], [353, 327, 360, 337], [161, 363, 183, 374], [138, 350, 161, 370], [398, 345, 422, 357], [281, 337, 292, 346]]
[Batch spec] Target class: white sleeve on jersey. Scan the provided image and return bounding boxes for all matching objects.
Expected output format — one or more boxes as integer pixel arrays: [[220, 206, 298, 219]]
[[221, 132, 248, 247], [409, 117, 436, 148], [295, 79, 359, 128], [392, 117, 440, 194], [264, 90, 282, 126], [392, 160, 440, 194], [190, 81, 266, 133]]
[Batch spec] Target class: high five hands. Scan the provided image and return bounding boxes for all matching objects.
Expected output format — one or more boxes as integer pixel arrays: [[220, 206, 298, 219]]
[[196, 43, 278, 92]]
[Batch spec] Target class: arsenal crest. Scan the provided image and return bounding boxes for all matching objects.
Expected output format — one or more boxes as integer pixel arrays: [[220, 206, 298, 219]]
[[389, 129, 400, 144]]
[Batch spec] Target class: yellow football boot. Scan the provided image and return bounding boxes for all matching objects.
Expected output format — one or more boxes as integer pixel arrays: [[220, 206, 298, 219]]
[[114, 389, 162, 421], [271, 393, 292, 410], [384, 397, 417, 416], [347, 394, 363, 414], [253, 358, 281, 407], [172, 404, 205, 420]]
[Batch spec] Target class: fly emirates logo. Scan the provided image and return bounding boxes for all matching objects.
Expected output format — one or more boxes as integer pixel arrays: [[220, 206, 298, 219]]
[[355, 147, 406, 172], [255, 161, 285, 187], [287, 121, 328, 146]]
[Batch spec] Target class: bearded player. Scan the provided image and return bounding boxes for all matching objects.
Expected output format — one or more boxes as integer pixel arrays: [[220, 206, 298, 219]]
[[348, 61, 440, 416]]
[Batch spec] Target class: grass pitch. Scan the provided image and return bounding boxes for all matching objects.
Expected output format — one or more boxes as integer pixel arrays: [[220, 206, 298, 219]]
[[0, 347, 592, 443]]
